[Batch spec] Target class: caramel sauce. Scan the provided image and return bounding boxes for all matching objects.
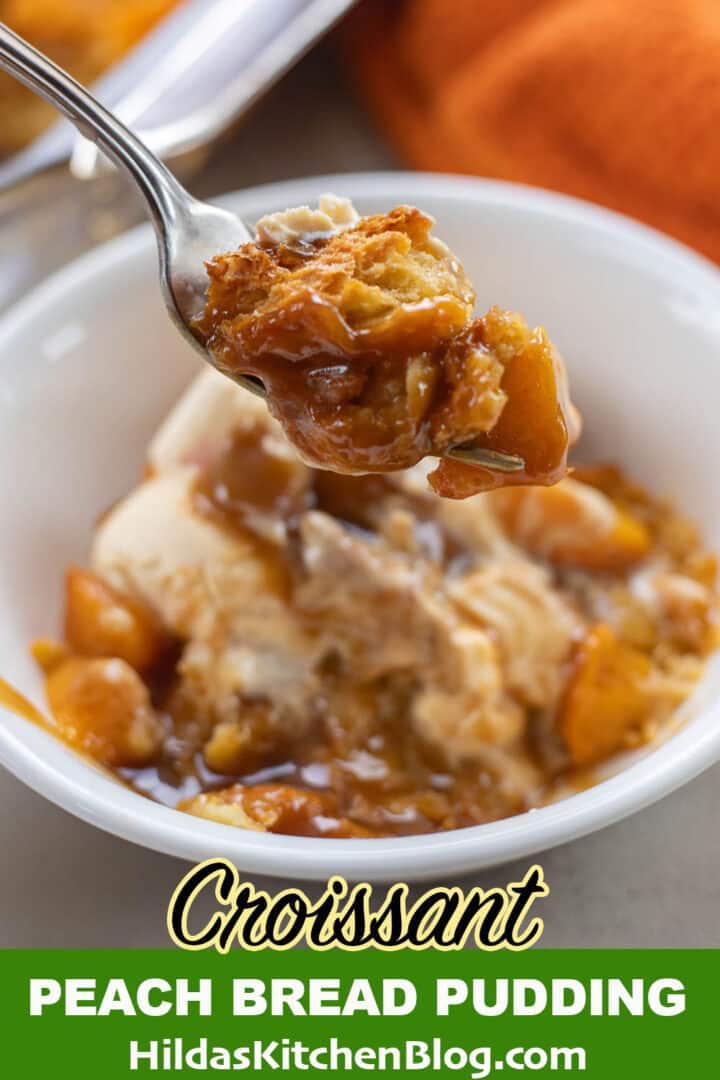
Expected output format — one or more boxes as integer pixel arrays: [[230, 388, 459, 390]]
[[121, 695, 537, 838], [0, 677, 52, 731], [0, 674, 127, 785], [191, 422, 309, 600], [1, 670, 537, 837], [194, 421, 312, 525], [193, 429, 460, 570]]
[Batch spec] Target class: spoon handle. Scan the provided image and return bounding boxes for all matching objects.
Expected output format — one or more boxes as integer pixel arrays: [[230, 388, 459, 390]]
[[0, 21, 188, 234]]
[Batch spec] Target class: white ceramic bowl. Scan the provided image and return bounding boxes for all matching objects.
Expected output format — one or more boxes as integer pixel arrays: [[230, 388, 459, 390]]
[[1, 173, 720, 881]]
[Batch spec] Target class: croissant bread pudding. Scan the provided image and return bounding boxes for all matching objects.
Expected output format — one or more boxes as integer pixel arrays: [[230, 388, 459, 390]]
[[196, 197, 579, 498], [32, 201, 717, 839]]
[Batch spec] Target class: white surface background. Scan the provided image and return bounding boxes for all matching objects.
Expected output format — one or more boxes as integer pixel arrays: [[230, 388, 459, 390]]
[[1, 45, 718, 947]]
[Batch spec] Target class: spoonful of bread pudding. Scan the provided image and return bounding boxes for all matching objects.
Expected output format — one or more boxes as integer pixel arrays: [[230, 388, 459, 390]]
[[0, 23, 579, 498], [196, 196, 581, 498]]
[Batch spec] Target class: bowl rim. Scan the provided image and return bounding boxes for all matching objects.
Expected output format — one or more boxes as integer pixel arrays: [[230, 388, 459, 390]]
[[2, 170, 720, 882]]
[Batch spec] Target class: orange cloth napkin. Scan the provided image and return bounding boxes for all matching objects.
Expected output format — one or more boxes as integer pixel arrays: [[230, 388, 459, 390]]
[[349, 0, 720, 262]]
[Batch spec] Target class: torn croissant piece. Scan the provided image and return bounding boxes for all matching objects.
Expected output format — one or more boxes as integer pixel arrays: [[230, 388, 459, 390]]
[[196, 197, 579, 498], [180, 783, 371, 838]]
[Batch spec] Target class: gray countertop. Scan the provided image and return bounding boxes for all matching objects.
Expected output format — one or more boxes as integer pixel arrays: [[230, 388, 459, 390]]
[[2, 46, 718, 949]]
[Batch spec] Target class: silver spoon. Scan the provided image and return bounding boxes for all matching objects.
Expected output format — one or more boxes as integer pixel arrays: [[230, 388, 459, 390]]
[[0, 22, 524, 474]]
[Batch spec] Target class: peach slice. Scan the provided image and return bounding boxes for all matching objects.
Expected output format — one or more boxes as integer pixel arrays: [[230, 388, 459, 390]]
[[64, 566, 168, 673], [559, 624, 653, 767], [490, 477, 651, 571], [429, 309, 578, 498], [45, 656, 164, 767]]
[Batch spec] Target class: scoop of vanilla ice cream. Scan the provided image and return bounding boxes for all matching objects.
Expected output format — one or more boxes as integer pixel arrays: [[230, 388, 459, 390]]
[[147, 368, 272, 474], [255, 194, 360, 247], [91, 467, 271, 639]]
